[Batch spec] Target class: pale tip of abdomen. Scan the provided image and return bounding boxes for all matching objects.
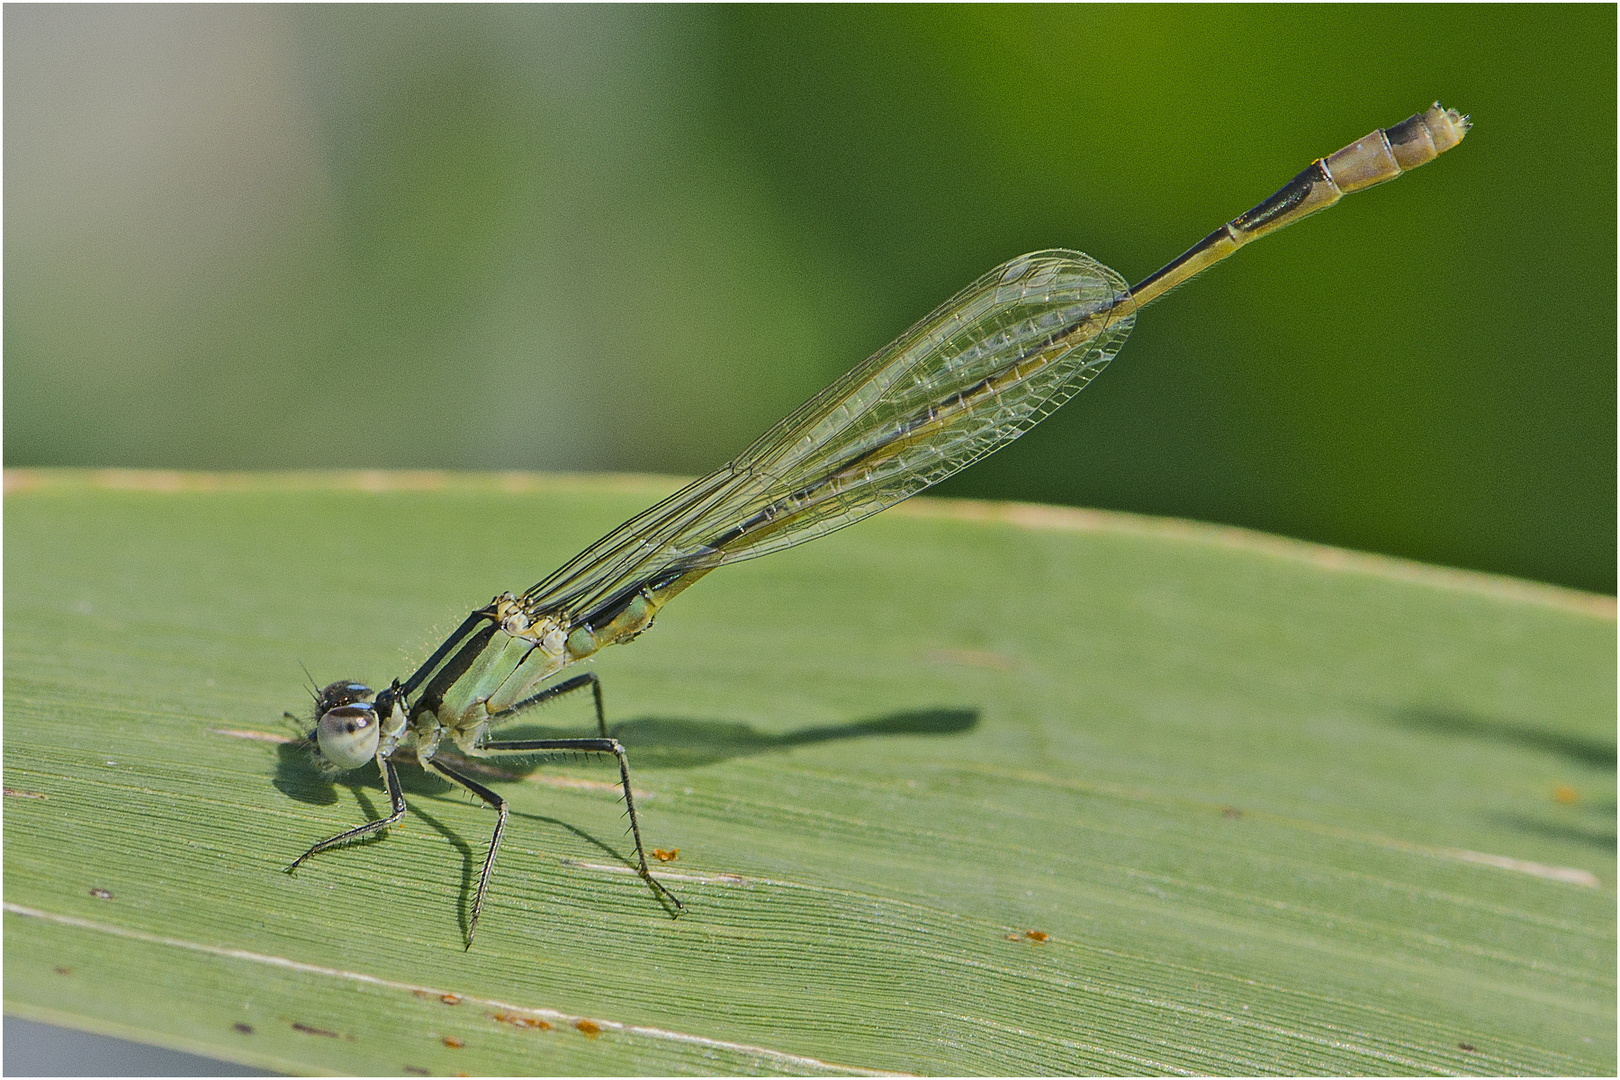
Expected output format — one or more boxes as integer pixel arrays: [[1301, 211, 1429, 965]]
[[1423, 102, 1471, 152], [1382, 102, 1470, 171]]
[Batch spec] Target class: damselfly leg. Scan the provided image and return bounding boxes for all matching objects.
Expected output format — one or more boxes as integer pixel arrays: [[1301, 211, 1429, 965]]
[[441, 672, 679, 946], [507, 671, 611, 738], [475, 735, 682, 917], [424, 757, 509, 948], [476, 672, 681, 917], [286, 758, 406, 871]]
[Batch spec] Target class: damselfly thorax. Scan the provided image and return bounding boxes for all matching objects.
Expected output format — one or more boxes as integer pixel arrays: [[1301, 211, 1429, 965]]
[[379, 589, 660, 763]]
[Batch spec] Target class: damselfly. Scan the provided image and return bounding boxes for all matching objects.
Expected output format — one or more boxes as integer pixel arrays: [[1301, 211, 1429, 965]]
[[289, 103, 1470, 945]]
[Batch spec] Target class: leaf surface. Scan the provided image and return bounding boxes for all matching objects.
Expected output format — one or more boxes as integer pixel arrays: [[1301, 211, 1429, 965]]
[[5, 470, 1614, 1075]]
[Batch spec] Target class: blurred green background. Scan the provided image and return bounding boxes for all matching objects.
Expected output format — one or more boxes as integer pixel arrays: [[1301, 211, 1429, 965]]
[[6, 6, 1614, 593]]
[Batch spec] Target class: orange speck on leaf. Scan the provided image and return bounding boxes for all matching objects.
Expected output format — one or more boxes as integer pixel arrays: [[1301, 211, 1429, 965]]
[[442, 1036, 464, 1049], [653, 848, 679, 862], [1025, 930, 1049, 943], [1553, 784, 1579, 804], [575, 1019, 602, 1037]]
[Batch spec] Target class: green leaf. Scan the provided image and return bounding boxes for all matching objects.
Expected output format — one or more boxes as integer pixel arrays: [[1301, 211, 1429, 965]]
[[5, 470, 1614, 1075]]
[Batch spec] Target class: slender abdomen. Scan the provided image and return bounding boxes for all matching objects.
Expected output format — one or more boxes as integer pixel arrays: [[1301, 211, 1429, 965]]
[[1129, 103, 1470, 310]]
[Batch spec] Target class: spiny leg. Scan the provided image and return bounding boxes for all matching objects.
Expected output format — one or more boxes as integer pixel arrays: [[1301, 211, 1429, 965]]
[[426, 758, 509, 949], [480, 736, 682, 915], [502, 671, 609, 737], [287, 758, 406, 871]]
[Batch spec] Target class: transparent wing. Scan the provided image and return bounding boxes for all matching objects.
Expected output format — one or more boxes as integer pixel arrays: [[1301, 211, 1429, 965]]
[[523, 250, 1134, 620]]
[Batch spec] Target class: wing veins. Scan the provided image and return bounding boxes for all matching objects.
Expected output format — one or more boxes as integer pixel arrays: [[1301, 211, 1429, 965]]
[[521, 251, 1134, 623]]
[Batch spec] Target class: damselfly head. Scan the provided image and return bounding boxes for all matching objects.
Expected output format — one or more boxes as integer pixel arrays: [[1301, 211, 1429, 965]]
[[309, 680, 380, 771]]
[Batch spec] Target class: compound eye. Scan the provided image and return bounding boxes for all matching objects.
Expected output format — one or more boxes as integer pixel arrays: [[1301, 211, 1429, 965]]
[[315, 680, 374, 715], [316, 704, 380, 770]]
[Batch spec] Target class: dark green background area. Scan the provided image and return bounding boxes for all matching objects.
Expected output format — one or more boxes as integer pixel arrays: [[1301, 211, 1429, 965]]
[[5, 6, 1614, 592]]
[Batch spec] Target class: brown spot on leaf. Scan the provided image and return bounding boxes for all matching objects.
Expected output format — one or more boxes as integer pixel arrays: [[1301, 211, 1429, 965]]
[[439, 994, 461, 1005], [403, 1067, 429, 1076], [575, 1019, 601, 1038], [54, 967, 73, 976], [3, 787, 47, 799], [442, 1036, 464, 1049], [1222, 806, 1243, 819], [1458, 1042, 1476, 1052], [89, 888, 113, 899], [493, 1012, 551, 1030], [292, 1022, 340, 1039], [232, 1023, 253, 1035]]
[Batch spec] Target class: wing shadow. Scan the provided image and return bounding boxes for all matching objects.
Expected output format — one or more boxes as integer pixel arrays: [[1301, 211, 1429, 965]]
[[494, 706, 981, 769]]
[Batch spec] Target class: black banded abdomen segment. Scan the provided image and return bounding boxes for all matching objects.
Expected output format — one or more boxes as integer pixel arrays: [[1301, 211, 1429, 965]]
[[1233, 163, 1328, 234]]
